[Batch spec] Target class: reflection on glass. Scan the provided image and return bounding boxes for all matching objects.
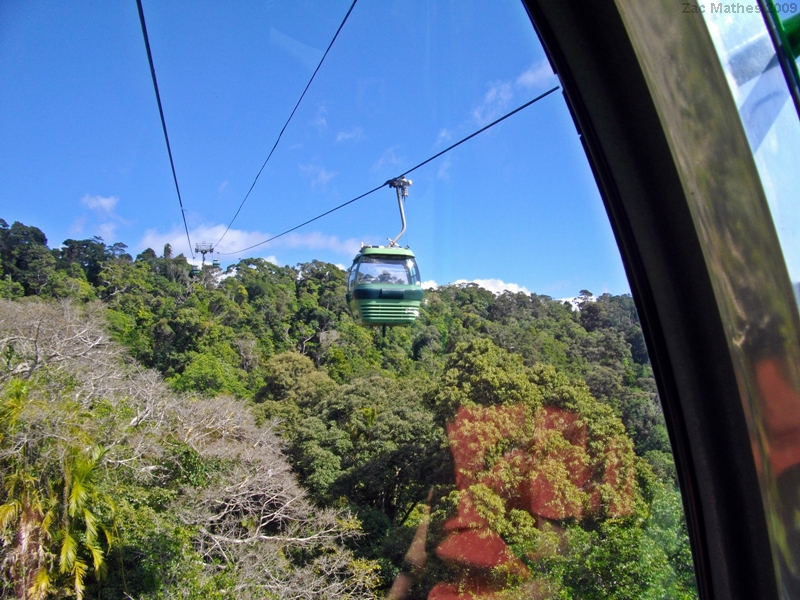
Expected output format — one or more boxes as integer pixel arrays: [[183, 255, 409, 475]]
[[357, 256, 421, 285], [386, 323, 695, 599], [703, 6, 800, 594], [704, 6, 800, 282], [426, 399, 634, 598]]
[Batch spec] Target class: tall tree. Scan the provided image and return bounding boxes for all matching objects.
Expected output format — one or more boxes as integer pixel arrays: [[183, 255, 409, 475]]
[[56, 237, 109, 286]]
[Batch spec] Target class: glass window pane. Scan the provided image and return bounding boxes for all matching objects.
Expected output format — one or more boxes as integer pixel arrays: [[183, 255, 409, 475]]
[[702, 6, 800, 593], [704, 6, 800, 288], [0, 1, 699, 598], [357, 256, 419, 285]]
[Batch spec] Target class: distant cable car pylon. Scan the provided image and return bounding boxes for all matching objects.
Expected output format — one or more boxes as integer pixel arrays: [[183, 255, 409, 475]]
[[195, 242, 214, 263], [192, 243, 214, 277]]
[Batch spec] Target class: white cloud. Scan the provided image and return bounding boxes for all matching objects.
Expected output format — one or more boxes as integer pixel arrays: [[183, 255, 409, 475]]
[[336, 127, 363, 142], [436, 128, 452, 145], [470, 62, 557, 126], [516, 59, 556, 89], [559, 297, 580, 310], [559, 295, 596, 311], [139, 223, 241, 259], [453, 278, 531, 295], [437, 157, 452, 180], [372, 146, 403, 172], [81, 194, 119, 213], [472, 82, 513, 125], [98, 222, 118, 241], [334, 263, 347, 271], [138, 224, 361, 261], [70, 216, 86, 235], [299, 164, 337, 188], [279, 231, 361, 255], [79, 194, 128, 242], [228, 255, 277, 266], [310, 105, 328, 130], [419, 279, 529, 294], [218, 180, 229, 193]]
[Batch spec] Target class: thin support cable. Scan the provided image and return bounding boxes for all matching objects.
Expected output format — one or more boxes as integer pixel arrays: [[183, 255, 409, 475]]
[[396, 86, 559, 180], [136, 0, 194, 259], [214, 0, 360, 248], [219, 86, 560, 256], [218, 184, 385, 255]]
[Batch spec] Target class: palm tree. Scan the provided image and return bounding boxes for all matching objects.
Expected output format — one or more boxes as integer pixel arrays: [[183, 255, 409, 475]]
[[56, 446, 117, 600], [1, 381, 117, 599], [0, 380, 56, 600], [0, 465, 58, 600]]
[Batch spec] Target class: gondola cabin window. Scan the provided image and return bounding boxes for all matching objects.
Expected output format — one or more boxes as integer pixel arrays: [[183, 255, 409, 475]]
[[356, 255, 421, 286]]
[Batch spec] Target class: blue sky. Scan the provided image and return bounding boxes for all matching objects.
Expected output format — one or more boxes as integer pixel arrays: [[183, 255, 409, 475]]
[[0, 0, 630, 298]]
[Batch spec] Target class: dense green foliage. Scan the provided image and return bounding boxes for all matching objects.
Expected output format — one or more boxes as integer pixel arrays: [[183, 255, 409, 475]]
[[0, 300, 379, 600], [0, 219, 695, 599]]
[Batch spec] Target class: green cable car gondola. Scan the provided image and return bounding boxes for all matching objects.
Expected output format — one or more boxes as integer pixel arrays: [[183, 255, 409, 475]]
[[347, 245, 423, 326], [346, 177, 423, 327]]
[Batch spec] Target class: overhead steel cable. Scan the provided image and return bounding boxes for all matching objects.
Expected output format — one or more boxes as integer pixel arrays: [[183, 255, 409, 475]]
[[396, 86, 559, 180], [135, 0, 194, 259], [218, 183, 386, 255], [218, 85, 560, 256], [214, 0, 360, 248]]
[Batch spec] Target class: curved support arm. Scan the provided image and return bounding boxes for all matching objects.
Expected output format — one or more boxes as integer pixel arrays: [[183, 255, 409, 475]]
[[388, 177, 411, 247], [389, 186, 407, 247]]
